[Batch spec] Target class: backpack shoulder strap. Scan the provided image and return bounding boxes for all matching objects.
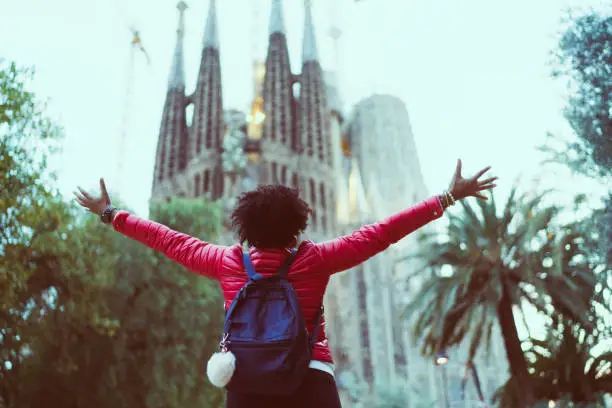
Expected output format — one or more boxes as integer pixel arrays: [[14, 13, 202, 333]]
[[276, 249, 297, 279], [310, 305, 325, 347], [242, 252, 263, 281]]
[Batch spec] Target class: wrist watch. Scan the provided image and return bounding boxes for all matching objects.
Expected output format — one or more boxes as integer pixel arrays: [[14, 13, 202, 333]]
[[100, 205, 117, 224]]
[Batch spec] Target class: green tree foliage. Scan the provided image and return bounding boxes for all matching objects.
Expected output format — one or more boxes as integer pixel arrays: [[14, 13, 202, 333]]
[[0, 60, 62, 314], [491, 198, 612, 407], [541, 9, 612, 322], [1, 61, 226, 407], [583, 192, 612, 269], [406, 189, 609, 407], [541, 10, 612, 178], [4, 199, 226, 408], [493, 321, 612, 407], [601, 195, 612, 265], [144, 198, 226, 408], [0, 60, 69, 404]]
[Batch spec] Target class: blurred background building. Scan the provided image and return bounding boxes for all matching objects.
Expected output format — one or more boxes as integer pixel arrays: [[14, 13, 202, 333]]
[[149, 0, 508, 405]]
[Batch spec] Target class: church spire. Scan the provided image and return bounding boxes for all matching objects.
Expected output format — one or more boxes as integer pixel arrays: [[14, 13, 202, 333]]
[[260, 0, 295, 159], [168, 1, 187, 89], [268, 0, 286, 35], [152, 1, 190, 193], [190, 0, 224, 199], [203, 0, 219, 49], [302, 0, 318, 62], [296, 0, 335, 235], [298, 0, 329, 164]]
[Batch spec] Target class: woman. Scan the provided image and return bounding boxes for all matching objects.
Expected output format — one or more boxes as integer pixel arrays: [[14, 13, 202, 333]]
[[74, 159, 496, 408]]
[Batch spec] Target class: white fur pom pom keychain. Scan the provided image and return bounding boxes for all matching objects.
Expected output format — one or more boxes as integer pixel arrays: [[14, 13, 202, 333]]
[[206, 333, 236, 388]]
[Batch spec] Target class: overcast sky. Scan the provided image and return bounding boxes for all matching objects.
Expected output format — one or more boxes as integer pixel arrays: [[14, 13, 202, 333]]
[[2, 0, 608, 218]]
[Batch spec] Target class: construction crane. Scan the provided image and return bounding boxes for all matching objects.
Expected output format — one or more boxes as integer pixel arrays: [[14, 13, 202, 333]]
[[328, 0, 343, 70], [115, 26, 150, 194]]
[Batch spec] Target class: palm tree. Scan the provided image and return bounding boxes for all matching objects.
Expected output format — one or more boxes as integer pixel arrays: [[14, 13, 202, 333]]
[[494, 208, 612, 407], [405, 189, 603, 407], [492, 320, 612, 407]]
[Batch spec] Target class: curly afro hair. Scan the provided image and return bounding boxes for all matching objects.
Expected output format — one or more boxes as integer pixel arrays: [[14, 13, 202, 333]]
[[231, 184, 311, 248]]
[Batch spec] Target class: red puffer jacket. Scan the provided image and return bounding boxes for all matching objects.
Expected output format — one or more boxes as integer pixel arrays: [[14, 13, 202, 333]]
[[112, 196, 443, 364]]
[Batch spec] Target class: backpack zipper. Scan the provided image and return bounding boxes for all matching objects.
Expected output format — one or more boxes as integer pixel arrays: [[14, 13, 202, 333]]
[[229, 339, 293, 348], [219, 333, 230, 352]]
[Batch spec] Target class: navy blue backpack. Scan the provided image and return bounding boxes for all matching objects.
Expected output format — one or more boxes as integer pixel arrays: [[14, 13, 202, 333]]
[[220, 249, 324, 395]]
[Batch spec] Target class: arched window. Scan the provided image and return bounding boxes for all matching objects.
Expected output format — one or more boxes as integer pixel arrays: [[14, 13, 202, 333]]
[[281, 165, 288, 185], [212, 165, 224, 200], [157, 138, 167, 183], [309, 179, 317, 229], [292, 173, 299, 190], [194, 173, 201, 197], [309, 179, 316, 208], [205, 68, 215, 149], [204, 169, 210, 193], [356, 267, 373, 382], [319, 183, 326, 208], [271, 162, 278, 184]]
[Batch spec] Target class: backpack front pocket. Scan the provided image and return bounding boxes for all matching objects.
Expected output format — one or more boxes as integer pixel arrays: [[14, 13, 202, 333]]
[[231, 340, 294, 375]]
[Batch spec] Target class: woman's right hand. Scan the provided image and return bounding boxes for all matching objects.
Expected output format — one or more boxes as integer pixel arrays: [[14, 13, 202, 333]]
[[74, 178, 113, 215], [448, 159, 497, 200]]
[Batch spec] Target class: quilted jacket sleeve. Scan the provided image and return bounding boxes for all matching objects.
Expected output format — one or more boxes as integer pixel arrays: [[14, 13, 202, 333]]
[[112, 210, 227, 280], [315, 196, 444, 275]]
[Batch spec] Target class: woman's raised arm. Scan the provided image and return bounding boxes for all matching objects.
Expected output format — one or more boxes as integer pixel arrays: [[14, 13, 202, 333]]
[[315, 159, 497, 275], [315, 196, 443, 275], [74, 178, 227, 280]]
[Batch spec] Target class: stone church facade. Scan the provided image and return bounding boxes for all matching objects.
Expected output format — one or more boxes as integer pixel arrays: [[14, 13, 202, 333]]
[[152, 0, 335, 242], [150, 1, 507, 406]]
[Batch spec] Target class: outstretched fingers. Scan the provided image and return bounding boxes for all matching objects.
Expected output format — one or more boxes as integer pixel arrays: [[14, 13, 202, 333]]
[[450, 159, 463, 186], [455, 159, 463, 177], [73, 191, 89, 209], [479, 176, 498, 185], [73, 190, 86, 202], [78, 187, 94, 200], [472, 166, 492, 181], [100, 178, 110, 203], [473, 192, 488, 200], [476, 183, 496, 192]]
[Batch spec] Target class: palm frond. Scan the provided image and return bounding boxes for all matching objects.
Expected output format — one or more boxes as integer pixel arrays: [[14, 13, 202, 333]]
[[405, 185, 607, 401], [587, 352, 612, 383], [466, 304, 492, 362]]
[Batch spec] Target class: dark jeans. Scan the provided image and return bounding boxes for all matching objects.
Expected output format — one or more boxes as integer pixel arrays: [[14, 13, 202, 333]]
[[226, 369, 342, 408]]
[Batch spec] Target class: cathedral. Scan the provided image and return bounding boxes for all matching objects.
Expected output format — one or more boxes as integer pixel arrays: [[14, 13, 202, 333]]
[[152, 0, 335, 242], [150, 0, 507, 406]]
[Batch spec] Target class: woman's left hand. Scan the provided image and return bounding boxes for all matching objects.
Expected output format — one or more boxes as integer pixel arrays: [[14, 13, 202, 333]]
[[449, 159, 497, 200], [74, 178, 112, 215]]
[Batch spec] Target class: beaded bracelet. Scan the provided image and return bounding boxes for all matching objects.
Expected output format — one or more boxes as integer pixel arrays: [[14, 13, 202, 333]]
[[437, 194, 448, 209], [438, 191, 456, 209], [445, 191, 456, 206]]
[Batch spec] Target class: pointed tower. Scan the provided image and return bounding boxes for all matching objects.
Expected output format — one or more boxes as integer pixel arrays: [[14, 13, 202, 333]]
[[298, 0, 335, 236], [152, 1, 189, 197], [259, 0, 297, 186], [190, 0, 224, 199], [296, 5, 343, 392]]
